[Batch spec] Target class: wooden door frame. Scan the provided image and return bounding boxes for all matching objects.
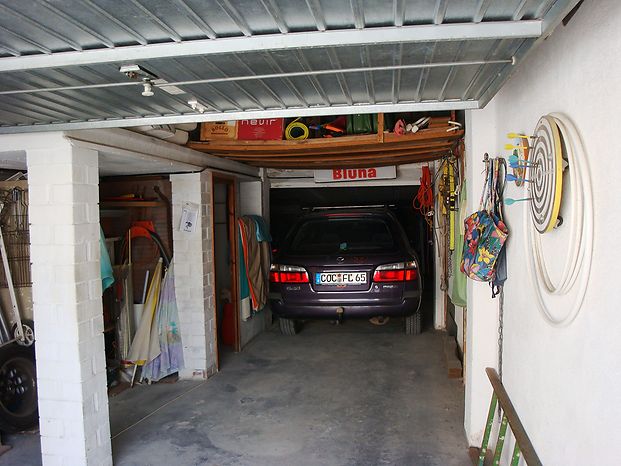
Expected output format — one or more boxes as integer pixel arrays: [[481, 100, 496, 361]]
[[212, 175, 241, 371]]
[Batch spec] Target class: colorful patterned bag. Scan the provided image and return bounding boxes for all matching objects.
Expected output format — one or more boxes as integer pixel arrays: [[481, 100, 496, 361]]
[[461, 158, 509, 281]]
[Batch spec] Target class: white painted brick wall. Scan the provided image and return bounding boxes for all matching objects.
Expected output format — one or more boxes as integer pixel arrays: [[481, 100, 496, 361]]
[[171, 171, 217, 379], [27, 143, 112, 466]]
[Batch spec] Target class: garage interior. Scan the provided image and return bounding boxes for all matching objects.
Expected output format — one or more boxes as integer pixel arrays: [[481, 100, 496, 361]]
[[0, 0, 618, 465]]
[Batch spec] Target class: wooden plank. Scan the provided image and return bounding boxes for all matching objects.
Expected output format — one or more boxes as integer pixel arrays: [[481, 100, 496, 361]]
[[427, 115, 451, 128], [0, 180, 28, 190], [444, 335, 463, 379], [246, 152, 447, 169], [382, 129, 463, 143], [377, 113, 385, 143], [188, 133, 378, 150], [187, 128, 463, 154], [230, 150, 447, 164], [485, 368, 543, 466], [192, 137, 461, 159], [223, 143, 454, 161], [211, 138, 456, 157], [226, 153, 449, 168], [468, 447, 482, 466]]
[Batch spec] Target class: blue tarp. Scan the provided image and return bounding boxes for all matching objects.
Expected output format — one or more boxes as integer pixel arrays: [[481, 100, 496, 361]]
[[249, 215, 272, 242], [100, 227, 115, 291]]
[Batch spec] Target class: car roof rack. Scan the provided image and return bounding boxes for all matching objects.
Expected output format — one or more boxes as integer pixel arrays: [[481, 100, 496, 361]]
[[308, 204, 395, 211]]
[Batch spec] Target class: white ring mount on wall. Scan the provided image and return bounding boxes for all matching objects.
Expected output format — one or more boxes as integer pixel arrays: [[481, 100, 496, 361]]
[[524, 113, 593, 327]]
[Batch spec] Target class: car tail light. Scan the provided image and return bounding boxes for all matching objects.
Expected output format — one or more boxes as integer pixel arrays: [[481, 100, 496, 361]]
[[269, 264, 309, 283], [373, 261, 418, 282]]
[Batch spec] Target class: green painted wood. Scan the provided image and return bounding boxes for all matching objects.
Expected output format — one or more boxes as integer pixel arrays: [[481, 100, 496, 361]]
[[492, 414, 509, 465], [478, 393, 498, 466], [511, 442, 522, 466]]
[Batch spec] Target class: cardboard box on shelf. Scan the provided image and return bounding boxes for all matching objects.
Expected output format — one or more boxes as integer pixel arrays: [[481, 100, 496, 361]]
[[200, 121, 237, 140], [237, 118, 284, 140]]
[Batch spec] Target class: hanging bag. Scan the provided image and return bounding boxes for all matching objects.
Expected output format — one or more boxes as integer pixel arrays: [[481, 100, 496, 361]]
[[490, 158, 508, 296], [460, 158, 509, 281]]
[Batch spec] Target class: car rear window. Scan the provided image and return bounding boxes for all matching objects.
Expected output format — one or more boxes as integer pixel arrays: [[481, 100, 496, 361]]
[[288, 217, 396, 254]]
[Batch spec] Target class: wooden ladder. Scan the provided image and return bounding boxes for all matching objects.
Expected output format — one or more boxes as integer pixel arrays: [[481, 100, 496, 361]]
[[477, 368, 542, 466]]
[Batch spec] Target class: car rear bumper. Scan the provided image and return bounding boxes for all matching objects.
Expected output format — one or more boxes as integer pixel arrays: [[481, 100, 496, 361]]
[[269, 293, 421, 319]]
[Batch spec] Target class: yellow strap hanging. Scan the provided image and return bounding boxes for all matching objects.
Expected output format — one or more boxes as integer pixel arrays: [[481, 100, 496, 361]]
[[448, 162, 455, 251]]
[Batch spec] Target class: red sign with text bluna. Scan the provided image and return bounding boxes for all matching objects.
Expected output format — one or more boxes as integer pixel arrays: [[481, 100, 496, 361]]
[[314, 166, 397, 183]]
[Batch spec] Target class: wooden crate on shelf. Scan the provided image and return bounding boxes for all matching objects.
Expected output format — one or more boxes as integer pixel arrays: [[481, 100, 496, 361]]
[[200, 121, 237, 141]]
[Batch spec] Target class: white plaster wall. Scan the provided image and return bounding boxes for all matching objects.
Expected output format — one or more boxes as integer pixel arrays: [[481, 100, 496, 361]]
[[465, 1, 621, 464], [464, 102, 500, 444]]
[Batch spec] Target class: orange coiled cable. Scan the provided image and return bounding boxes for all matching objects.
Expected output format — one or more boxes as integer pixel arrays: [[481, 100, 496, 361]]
[[413, 165, 434, 226]]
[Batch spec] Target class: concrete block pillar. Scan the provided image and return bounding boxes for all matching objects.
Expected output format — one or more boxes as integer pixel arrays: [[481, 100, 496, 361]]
[[170, 171, 217, 379], [27, 140, 112, 465]]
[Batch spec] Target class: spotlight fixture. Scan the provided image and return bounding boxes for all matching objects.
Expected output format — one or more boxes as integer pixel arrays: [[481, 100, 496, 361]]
[[142, 80, 154, 97], [188, 98, 206, 113]]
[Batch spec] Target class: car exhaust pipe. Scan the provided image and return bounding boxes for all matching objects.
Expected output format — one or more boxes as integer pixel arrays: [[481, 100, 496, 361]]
[[335, 307, 344, 325]]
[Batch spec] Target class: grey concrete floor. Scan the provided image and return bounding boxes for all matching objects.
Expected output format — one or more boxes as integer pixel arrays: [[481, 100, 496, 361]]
[[2, 319, 470, 466]]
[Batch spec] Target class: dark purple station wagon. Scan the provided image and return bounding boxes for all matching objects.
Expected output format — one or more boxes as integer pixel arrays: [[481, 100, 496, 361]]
[[269, 208, 422, 335]]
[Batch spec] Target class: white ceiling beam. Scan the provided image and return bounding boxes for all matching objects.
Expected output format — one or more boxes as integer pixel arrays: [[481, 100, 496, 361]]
[[0, 100, 479, 135], [65, 128, 260, 177], [0, 21, 542, 73], [85, 142, 203, 176]]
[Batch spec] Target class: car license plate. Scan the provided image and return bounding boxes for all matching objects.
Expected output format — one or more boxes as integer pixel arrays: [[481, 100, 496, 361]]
[[315, 272, 367, 286]]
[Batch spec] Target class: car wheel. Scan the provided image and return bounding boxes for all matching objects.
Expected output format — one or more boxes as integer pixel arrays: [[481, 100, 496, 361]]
[[405, 311, 421, 335], [279, 317, 300, 335], [11, 320, 35, 347], [0, 344, 38, 433]]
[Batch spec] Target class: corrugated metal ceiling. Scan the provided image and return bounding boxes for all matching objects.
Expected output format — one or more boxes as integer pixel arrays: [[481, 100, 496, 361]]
[[0, 0, 581, 133]]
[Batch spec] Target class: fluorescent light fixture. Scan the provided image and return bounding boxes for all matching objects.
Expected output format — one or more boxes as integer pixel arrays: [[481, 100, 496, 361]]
[[153, 78, 186, 95]]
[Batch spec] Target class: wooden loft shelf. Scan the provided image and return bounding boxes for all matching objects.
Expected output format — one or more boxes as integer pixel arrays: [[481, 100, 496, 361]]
[[188, 129, 458, 152], [186, 113, 463, 168]]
